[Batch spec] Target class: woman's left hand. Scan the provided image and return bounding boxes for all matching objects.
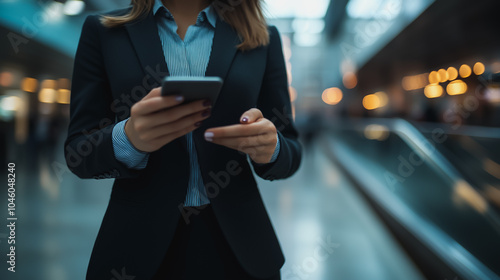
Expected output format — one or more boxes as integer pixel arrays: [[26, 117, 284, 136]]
[[204, 108, 278, 164]]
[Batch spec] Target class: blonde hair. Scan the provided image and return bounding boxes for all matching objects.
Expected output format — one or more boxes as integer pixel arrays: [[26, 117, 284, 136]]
[[101, 0, 269, 50]]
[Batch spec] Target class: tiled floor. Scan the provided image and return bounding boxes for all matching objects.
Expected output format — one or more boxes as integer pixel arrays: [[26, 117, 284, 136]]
[[257, 144, 424, 280], [0, 136, 424, 280]]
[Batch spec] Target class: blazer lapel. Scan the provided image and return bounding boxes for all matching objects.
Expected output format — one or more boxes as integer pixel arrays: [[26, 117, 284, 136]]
[[125, 12, 170, 88], [204, 17, 241, 80], [125, 12, 240, 81], [125, 11, 241, 179], [125, 12, 189, 151]]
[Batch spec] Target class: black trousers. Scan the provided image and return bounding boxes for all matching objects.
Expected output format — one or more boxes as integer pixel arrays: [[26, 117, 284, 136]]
[[152, 205, 281, 280]]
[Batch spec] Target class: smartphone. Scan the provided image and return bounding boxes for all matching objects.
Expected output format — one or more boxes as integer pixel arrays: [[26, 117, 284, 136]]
[[161, 76, 224, 105]]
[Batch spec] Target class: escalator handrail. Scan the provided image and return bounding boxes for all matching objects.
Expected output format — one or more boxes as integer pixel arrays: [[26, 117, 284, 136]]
[[325, 117, 500, 280], [412, 121, 500, 139]]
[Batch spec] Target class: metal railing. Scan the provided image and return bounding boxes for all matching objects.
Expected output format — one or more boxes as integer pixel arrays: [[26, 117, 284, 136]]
[[322, 117, 500, 280]]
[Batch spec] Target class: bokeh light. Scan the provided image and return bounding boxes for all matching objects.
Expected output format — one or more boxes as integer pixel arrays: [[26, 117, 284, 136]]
[[428, 71, 440, 84], [446, 80, 468, 95], [459, 64, 471, 78], [424, 84, 443, 98], [57, 89, 71, 104], [473, 62, 485, 75], [343, 72, 358, 89], [39, 88, 57, 103], [0, 71, 14, 87], [363, 94, 380, 110], [447, 67, 458, 80], [364, 124, 390, 141], [438, 69, 448, 82], [21, 77, 38, 92], [322, 87, 343, 105]]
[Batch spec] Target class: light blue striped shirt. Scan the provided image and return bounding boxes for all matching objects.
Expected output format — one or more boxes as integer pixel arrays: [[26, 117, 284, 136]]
[[111, 0, 280, 206]]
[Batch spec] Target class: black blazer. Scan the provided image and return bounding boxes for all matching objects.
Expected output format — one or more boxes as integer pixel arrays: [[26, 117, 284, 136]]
[[65, 7, 302, 280]]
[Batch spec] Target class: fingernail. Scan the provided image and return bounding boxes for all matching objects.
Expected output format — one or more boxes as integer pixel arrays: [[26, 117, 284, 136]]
[[203, 99, 212, 107], [175, 95, 184, 102], [202, 108, 211, 117], [241, 117, 248, 123], [195, 121, 202, 127], [204, 131, 214, 141]]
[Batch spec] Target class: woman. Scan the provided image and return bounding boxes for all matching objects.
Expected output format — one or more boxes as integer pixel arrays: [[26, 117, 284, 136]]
[[64, 0, 302, 279]]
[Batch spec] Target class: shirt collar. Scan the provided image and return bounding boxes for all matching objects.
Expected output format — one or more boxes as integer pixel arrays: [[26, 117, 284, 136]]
[[153, 0, 165, 16], [153, 0, 217, 28]]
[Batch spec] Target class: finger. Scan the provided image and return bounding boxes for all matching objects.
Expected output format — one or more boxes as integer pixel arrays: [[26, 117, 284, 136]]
[[210, 134, 275, 149], [132, 95, 185, 116], [150, 121, 199, 147], [137, 99, 211, 130], [209, 138, 275, 161], [139, 108, 210, 140], [239, 145, 273, 158], [240, 108, 263, 124], [205, 119, 269, 140]]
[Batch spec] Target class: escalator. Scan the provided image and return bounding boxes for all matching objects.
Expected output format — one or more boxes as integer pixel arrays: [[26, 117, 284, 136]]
[[322, 118, 500, 280]]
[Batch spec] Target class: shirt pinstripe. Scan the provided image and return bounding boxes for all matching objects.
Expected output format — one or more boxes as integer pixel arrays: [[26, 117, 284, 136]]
[[111, 0, 280, 206]]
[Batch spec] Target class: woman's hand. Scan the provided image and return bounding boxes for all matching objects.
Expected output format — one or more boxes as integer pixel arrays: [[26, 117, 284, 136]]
[[125, 87, 212, 152], [204, 108, 278, 164]]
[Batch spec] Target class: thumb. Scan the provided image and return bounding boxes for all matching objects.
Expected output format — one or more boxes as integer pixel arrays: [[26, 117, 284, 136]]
[[240, 108, 263, 124]]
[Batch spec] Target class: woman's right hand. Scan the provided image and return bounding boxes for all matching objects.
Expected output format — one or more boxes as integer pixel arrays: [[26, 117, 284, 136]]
[[125, 87, 212, 152]]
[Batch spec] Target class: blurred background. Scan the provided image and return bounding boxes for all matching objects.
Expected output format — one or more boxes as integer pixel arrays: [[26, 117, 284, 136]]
[[1, 0, 500, 279]]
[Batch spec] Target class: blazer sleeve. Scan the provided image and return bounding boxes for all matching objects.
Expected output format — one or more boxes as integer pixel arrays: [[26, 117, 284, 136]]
[[251, 26, 302, 181], [64, 15, 143, 179]]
